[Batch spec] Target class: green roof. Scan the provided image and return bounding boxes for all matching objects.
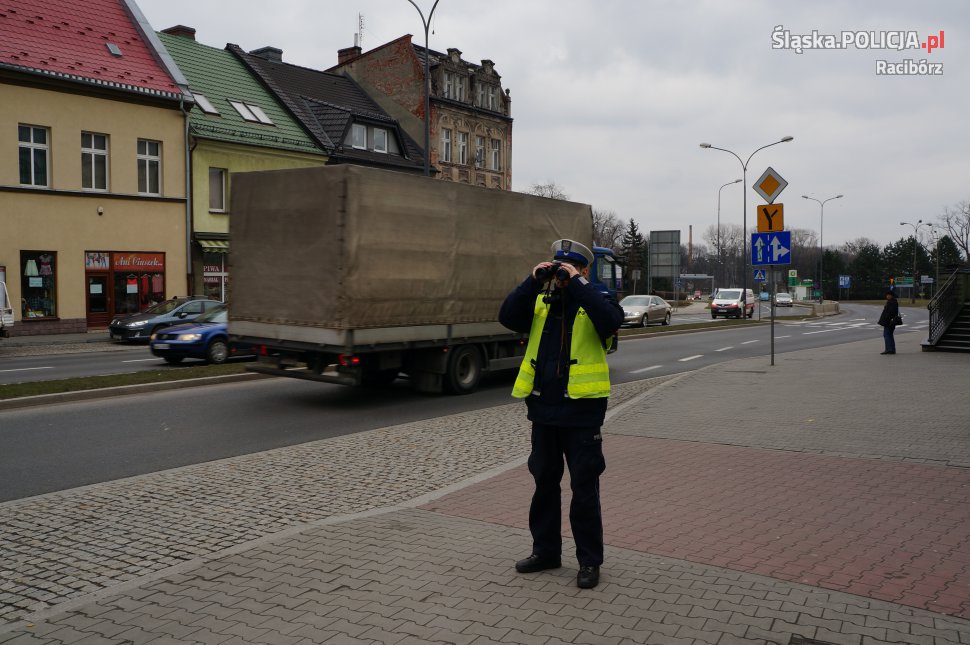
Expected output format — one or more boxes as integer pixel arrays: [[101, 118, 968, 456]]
[[157, 32, 321, 154]]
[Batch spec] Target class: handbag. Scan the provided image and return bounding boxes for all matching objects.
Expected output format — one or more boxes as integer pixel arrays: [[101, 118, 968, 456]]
[[892, 314, 903, 326]]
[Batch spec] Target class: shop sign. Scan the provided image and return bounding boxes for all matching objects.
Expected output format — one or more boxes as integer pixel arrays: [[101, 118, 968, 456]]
[[113, 253, 165, 271]]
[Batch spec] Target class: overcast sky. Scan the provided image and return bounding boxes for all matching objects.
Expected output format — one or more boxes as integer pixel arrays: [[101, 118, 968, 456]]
[[138, 0, 967, 250]]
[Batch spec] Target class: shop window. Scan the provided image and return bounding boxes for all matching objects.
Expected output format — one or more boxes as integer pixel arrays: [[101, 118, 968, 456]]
[[18, 124, 49, 187], [21, 250, 57, 318]]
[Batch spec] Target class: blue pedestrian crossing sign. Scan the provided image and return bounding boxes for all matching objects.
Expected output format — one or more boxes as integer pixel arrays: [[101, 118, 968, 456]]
[[751, 231, 792, 266], [753, 269, 767, 282]]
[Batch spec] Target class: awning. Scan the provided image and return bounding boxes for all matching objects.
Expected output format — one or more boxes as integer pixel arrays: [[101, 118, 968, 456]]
[[197, 239, 230, 253]]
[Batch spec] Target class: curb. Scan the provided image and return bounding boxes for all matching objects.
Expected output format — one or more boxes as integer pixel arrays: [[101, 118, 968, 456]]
[[0, 372, 270, 411]]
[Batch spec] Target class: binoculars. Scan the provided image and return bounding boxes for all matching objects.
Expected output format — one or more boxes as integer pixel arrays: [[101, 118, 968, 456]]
[[535, 262, 571, 282]]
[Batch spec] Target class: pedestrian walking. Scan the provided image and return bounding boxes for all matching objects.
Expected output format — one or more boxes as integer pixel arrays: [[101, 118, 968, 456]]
[[878, 288, 899, 354], [499, 239, 623, 589]]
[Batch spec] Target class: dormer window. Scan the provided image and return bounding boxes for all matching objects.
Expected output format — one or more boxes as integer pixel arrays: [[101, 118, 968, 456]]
[[443, 72, 454, 99], [373, 128, 388, 153], [351, 123, 366, 149]]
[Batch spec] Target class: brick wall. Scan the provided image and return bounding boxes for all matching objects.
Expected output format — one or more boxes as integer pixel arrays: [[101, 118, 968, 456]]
[[8, 318, 88, 336]]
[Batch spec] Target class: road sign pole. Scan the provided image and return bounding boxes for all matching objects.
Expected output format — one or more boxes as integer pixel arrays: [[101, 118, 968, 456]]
[[770, 266, 776, 366]]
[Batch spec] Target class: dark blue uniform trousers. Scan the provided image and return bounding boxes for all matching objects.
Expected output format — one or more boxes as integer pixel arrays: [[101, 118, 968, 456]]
[[528, 423, 606, 567]]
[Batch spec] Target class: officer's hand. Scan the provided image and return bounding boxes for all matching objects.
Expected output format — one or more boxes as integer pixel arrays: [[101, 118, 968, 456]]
[[533, 262, 555, 281], [558, 263, 580, 279]]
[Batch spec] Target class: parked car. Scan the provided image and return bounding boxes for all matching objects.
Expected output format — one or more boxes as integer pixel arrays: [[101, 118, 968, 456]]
[[774, 292, 793, 307], [620, 295, 672, 327], [109, 296, 221, 342], [149, 304, 254, 364], [711, 288, 755, 319]]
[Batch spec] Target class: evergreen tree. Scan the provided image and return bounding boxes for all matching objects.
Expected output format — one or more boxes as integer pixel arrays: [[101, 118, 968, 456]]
[[621, 219, 646, 293]]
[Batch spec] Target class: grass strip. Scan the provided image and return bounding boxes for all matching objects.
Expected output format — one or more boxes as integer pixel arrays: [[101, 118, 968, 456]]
[[0, 362, 249, 400]]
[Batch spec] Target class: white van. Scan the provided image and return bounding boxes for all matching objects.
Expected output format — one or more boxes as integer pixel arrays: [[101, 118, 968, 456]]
[[711, 288, 755, 319]]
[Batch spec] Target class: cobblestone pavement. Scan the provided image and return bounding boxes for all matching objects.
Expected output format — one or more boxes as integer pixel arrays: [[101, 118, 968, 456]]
[[2, 332, 968, 644]]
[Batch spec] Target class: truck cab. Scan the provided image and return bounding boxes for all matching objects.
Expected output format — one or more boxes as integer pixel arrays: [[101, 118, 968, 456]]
[[590, 247, 621, 301]]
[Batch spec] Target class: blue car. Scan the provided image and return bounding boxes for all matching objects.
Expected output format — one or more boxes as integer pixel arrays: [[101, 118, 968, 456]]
[[149, 304, 253, 365]]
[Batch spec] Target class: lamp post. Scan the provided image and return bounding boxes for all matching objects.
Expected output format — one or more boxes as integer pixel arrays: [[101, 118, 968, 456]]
[[700, 137, 794, 319], [930, 231, 941, 299], [801, 194, 843, 303], [406, 0, 441, 177], [899, 219, 932, 304], [716, 179, 742, 292]]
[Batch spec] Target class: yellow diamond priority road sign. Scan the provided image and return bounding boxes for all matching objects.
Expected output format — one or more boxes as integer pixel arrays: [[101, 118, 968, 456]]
[[753, 166, 788, 204]]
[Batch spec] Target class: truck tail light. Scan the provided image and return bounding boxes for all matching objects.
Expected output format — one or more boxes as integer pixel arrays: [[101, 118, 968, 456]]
[[338, 353, 360, 367]]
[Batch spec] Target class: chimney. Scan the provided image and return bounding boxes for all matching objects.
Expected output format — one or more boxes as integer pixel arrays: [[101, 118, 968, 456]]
[[337, 45, 362, 65], [250, 46, 283, 63], [162, 25, 196, 40]]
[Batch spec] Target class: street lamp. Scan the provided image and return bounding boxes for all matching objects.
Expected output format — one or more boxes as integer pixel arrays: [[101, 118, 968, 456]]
[[716, 179, 742, 291], [700, 136, 794, 318], [802, 194, 843, 303], [406, 0, 442, 177], [899, 219, 933, 304]]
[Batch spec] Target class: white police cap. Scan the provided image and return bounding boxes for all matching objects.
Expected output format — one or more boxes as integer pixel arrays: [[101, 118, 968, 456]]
[[551, 239, 593, 266]]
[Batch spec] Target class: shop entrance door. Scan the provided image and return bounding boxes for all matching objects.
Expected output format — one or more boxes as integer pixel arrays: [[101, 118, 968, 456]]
[[86, 273, 111, 328]]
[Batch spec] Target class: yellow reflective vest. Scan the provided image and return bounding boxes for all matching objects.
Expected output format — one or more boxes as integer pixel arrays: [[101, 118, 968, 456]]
[[512, 295, 611, 399]]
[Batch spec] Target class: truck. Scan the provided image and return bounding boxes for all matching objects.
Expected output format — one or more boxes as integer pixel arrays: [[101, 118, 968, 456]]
[[228, 165, 620, 394], [0, 281, 13, 338]]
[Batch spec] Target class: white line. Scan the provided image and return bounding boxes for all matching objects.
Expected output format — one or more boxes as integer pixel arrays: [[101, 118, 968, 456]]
[[714, 346, 733, 352], [122, 358, 161, 363], [741, 340, 759, 345], [803, 329, 841, 335], [775, 335, 791, 339], [0, 366, 54, 373], [630, 365, 663, 374], [678, 355, 703, 362]]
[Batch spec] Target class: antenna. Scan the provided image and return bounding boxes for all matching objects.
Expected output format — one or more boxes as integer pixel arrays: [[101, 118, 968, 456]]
[[357, 13, 365, 49]]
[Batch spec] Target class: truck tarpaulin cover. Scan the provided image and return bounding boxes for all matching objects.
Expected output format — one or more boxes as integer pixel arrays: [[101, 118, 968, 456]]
[[229, 165, 593, 330]]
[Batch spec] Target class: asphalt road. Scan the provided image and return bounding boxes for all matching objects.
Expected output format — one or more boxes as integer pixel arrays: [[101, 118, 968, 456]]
[[0, 303, 927, 502]]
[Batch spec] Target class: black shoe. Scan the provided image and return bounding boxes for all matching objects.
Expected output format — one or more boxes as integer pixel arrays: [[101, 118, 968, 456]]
[[577, 565, 600, 589], [515, 554, 561, 573]]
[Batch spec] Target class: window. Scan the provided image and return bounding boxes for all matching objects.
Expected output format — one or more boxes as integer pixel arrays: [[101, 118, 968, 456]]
[[458, 132, 469, 165], [454, 77, 466, 102], [193, 93, 220, 115], [137, 139, 161, 195], [475, 136, 485, 168], [477, 84, 485, 107], [21, 250, 57, 318], [209, 168, 227, 212], [228, 100, 273, 125], [440, 128, 452, 163], [351, 123, 366, 149], [373, 128, 388, 153], [487, 86, 498, 110], [490, 138, 501, 171], [18, 124, 49, 187], [81, 132, 108, 191], [443, 72, 454, 99]]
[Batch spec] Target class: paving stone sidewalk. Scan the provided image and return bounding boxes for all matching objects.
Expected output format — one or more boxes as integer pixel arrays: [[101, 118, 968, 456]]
[[2, 332, 968, 644]]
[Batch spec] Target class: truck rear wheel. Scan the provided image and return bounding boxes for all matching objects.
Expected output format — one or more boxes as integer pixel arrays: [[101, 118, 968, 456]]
[[444, 345, 482, 394]]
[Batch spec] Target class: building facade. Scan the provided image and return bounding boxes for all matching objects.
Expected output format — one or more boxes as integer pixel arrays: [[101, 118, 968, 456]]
[[157, 28, 327, 301], [331, 36, 512, 189], [0, 0, 190, 335]]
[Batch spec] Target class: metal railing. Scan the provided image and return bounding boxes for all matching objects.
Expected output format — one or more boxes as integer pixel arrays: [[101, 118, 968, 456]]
[[927, 268, 970, 346]]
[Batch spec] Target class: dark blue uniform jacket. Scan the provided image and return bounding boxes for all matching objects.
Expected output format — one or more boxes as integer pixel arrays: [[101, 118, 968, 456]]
[[499, 275, 623, 428]]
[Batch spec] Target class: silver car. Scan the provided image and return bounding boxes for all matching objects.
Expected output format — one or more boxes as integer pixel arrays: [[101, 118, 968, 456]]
[[774, 292, 793, 307], [620, 295, 671, 327]]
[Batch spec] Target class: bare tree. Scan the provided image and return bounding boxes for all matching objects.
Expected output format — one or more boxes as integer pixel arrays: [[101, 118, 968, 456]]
[[938, 200, 970, 261], [593, 209, 624, 250], [526, 182, 569, 201]]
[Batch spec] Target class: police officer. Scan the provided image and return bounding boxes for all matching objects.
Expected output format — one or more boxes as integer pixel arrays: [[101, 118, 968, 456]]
[[499, 239, 623, 589]]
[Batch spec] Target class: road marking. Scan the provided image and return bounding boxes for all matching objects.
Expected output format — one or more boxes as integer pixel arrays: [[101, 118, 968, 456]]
[[630, 365, 663, 374], [679, 355, 703, 362], [122, 358, 162, 363], [0, 366, 54, 373], [775, 335, 791, 339], [741, 340, 759, 344], [803, 328, 842, 335], [714, 346, 733, 352]]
